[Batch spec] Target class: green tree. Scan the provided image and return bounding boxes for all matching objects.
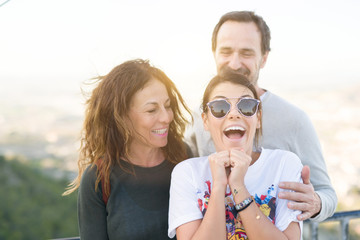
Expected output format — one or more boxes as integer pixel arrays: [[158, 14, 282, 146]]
[[0, 156, 78, 240]]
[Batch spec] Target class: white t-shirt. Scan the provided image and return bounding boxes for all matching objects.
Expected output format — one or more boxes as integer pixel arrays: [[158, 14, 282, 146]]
[[168, 148, 303, 239], [184, 91, 337, 222]]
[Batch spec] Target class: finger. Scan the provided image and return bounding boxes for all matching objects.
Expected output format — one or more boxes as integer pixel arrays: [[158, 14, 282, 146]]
[[301, 165, 311, 184], [278, 191, 311, 203], [224, 160, 231, 167], [286, 200, 311, 212], [209, 151, 230, 164], [218, 151, 230, 162], [211, 151, 229, 158], [278, 181, 312, 193], [230, 148, 246, 157], [288, 197, 318, 221], [296, 211, 312, 221], [230, 149, 250, 162], [286, 201, 313, 221]]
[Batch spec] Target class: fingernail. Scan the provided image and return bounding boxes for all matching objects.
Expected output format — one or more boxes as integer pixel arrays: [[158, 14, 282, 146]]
[[278, 182, 284, 187], [278, 192, 284, 198]]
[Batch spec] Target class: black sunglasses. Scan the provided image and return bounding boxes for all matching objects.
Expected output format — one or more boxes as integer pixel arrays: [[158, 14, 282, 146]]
[[206, 97, 260, 119]]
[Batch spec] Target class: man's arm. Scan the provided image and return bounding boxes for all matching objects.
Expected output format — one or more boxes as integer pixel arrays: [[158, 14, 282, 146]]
[[279, 113, 337, 222]]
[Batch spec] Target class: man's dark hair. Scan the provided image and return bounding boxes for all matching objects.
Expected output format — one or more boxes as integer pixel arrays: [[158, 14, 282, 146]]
[[211, 11, 271, 55]]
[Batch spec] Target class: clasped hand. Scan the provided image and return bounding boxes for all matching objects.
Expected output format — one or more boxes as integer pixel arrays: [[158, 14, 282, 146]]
[[208, 148, 251, 189], [209, 150, 322, 221]]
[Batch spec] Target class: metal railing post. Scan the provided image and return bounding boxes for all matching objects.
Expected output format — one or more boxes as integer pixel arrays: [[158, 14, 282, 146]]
[[340, 218, 349, 240], [310, 221, 319, 240], [305, 210, 360, 240]]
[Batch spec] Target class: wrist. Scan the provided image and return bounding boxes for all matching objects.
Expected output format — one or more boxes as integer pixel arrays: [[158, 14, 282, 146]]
[[231, 185, 250, 204], [234, 196, 254, 212], [211, 183, 227, 193], [231, 185, 245, 195], [211, 175, 228, 189]]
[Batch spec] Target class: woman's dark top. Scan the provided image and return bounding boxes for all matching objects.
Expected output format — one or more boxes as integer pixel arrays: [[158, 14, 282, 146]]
[[78, 159, 176, 240]]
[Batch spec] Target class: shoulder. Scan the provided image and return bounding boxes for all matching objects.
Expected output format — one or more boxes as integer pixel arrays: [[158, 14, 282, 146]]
[[78, 164, 102, 200], [81, 164, 98, 185], [172, 156, 209, 177], [263, 92, 306, 116], [261, 148, 303, 169], [259, 149, 303, 182], [262, 91, 313, 127], [174, 156, 208, 171]]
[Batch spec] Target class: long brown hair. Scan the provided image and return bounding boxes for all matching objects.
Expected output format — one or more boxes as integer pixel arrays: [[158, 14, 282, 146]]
[[63, 59, 191, 196]]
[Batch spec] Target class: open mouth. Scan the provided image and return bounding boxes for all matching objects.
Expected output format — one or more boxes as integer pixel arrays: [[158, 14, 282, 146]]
[[224, 126, 245, 139]]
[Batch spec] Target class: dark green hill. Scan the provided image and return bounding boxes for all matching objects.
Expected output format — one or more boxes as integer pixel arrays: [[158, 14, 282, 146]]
[[0, 155, 78, 240]]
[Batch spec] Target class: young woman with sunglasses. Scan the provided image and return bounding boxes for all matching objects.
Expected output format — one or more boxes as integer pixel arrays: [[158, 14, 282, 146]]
[[63, 59, 191, 239], [168, 71, 302, 240]]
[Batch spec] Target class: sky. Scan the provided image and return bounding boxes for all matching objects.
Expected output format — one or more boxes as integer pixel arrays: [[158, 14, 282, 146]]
[[2, 0, 360, 211], [1, 0, 360, 110]]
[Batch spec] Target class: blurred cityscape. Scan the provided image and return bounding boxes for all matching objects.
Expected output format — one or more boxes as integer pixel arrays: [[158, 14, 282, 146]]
[[0, 85, 83, 178], [1, 82, 359, 210], [277, 83, 360, 212]]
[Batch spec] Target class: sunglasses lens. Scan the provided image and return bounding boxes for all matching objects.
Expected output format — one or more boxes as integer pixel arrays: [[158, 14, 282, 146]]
[[208, 100, 230, 118], [237, 99, 258, 116]]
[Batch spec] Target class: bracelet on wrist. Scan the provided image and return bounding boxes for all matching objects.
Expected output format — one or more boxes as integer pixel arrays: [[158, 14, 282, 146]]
[[234, 196, 253, 212]]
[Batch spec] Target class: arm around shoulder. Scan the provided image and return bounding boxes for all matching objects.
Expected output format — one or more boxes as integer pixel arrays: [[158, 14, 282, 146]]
[[293, 113, 337, 221]]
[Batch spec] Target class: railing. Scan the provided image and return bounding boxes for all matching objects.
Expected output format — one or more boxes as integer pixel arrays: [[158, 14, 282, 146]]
[[305, 210, 360, 240], [54, 210, 360, 240], [52, 238, 80, 240], [52, 237, 80, 240]]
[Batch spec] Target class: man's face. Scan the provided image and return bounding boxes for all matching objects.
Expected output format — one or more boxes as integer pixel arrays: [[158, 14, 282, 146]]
[[214, 21, 268, 86]]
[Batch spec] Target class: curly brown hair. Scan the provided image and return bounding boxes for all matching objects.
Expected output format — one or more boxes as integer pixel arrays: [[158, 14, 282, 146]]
[[63, 59, 191, 197]]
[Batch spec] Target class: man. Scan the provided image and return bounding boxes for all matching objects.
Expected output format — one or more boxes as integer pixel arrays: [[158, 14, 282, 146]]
[[185, 11, 337, 222]]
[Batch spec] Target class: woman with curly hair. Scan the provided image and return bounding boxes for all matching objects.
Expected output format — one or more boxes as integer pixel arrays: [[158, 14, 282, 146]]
[[64, 59, 191, 239]]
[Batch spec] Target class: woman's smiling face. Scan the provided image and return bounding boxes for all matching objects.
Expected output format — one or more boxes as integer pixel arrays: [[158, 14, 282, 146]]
[[127, 78, 174, 149], [202, 82, 261, 155]]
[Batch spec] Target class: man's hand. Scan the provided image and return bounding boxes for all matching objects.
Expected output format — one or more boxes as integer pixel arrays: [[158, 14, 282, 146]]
[[278, 165, 322, 221]]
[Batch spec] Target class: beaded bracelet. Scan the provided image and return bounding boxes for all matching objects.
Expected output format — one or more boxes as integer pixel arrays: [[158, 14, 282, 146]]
[[234, 196, 254, 212]]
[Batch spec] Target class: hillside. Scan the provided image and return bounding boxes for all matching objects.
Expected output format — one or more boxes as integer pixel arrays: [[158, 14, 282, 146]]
[[0, 155, 78, 240]]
